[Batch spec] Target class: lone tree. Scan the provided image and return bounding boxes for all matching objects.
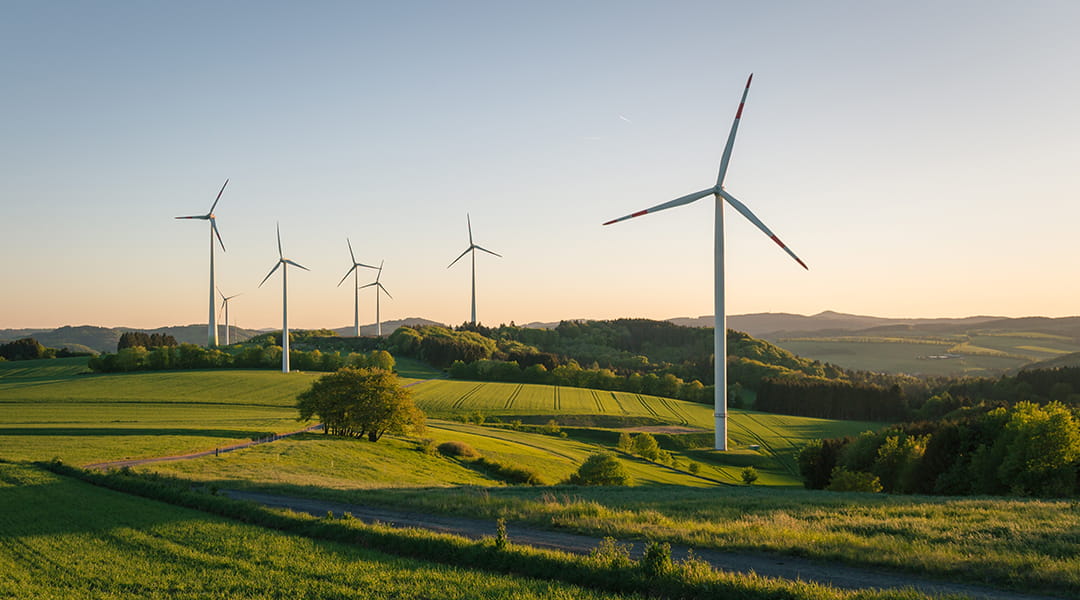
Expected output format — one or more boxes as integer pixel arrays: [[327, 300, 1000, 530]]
[[296, 367, 424, 441]]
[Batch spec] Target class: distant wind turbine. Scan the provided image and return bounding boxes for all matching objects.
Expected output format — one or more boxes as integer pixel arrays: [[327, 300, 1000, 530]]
[[447, 214, 501, 325], [217, 288, 241, 346], [258, 223, 309, 373], [603, 74, 808, 451], [359, 261, 392, 337], [337, 238, 378, 337], [175, 179, 228, 347]]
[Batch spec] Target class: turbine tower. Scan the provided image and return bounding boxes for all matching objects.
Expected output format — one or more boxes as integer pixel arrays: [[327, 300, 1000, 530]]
[[175, 179, 228, 347], [337, 238, 378, 337], [447, 214, 501, 325], [217, 288, 241, 346], [359, 261, 392, 337], [603, 74, 808, 451], [258, 223, 309, 373]]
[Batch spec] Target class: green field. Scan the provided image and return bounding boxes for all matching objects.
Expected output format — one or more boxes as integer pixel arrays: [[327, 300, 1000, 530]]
[[0, 462, 632, 600]]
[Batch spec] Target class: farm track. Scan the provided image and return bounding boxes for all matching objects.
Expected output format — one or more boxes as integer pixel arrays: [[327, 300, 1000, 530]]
[[226, 490, 1058, 600], [504, 384, 524, 410], [609, 392, 628, 414], [451, 384, 485, 409], [634, 394, 660, 418], [553, 386, 561, 411], [590, 390, 605, 412], [656, 396, 690, 425]]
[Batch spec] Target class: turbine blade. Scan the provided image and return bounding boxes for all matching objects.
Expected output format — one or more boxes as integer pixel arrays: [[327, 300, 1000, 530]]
[[602, 188, 714, 226], [175, 215, 208, 220], [217, 286, 225, 299], [211, 218, 225, 252], [276, 223, 283, 259], [338, 265, 356, 287], [474, 245, 502, 258], [378, 282, 393, 299], [719, 189, 808, 270], [716, 74, 753, 188], [467, 213, 474, 245], [447, 247, 471, 268], [221, 298, 227, 312], [259, 261, 282, 288], [359, 281, 378, 290], [283, 259, 309, 271], [209, 178, 229, 214], [347, 237, 356, 264], [356, 262, 378, 270], [227, 293, 242, 300]]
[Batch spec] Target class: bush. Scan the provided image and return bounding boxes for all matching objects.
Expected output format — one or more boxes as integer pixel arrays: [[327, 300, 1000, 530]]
[[640, 541, 673, 577], [418, 438, 438, 455], [741, 466, 759, 485], [632, 433, 661, 461], [473, 457, 547, 485], [437, 441, 480, 458], [687, 462, 701, 475], [566, 452, 633, 486], [826, 466, 883, 493]]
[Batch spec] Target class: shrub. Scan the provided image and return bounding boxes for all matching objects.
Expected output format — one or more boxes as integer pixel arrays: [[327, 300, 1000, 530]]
[[741, 466, 759, 485], [826, 466, 883, 493], [437, 441, 480, 458], [473, 457, 547, 485], [418, 438, 438, 455], [688, 462, 701, 475], [640, 541, 673, 577], [566, 452, 633, 486], [616, 431, 633, 452], [541, 419, 561, 435]]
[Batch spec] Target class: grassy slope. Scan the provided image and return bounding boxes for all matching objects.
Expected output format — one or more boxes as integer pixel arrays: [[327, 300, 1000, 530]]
[[0, 462, 629, 600]]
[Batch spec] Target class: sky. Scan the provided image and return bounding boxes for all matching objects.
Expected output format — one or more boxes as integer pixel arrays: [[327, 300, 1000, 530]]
[[3, 1, 1080, 330]]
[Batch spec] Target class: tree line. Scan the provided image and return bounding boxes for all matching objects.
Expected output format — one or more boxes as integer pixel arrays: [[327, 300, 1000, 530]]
[[117, 332, 178, 351], [88, 342, 394, 373], [799, 399, 1080, 497], [0, 337, 93, 361]]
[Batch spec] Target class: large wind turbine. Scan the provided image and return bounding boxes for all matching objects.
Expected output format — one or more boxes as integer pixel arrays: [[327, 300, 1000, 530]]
[[337, 238, 378, 337], [447, 214, 501, 325], [603, 74, 808, 451], [359, 261, 392, 337], [217, 288, 241, 346], [258, 224, 309, 373], [175, 179, 228, 347]]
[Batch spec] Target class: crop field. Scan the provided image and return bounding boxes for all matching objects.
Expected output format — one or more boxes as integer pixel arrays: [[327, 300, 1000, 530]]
[[0, 462, 632, 600], [411, 379, 709, 427]]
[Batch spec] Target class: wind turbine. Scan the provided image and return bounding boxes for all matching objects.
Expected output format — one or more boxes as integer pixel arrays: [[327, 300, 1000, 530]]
[[217, 288, 241, 346], [359, 261, 392, 337], [336, 238, 378, 337], [258, 223, 309, 373], [447, 214, 501, 325], [175, 179, 228, 347], [602, 74, 808, 451]]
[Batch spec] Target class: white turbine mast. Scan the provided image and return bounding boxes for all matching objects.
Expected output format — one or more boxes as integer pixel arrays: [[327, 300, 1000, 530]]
[[603, 74, 808, 451], [337, 238, 378, 337], [175, 179, 228, 347], [258, 223, 309, 373], [447, 213, 501, 325], [359, 261, 392, 337], [217, 288, 241, 346]]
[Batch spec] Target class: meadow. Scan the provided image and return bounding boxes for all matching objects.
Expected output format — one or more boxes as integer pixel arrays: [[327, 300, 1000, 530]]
[[0, 462, 636, 600]]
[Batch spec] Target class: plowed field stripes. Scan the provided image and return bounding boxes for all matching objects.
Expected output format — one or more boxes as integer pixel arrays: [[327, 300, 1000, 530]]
[[657, 397, 690, 425], [553, 386, 561, 410], [504, 384, 524, 409]]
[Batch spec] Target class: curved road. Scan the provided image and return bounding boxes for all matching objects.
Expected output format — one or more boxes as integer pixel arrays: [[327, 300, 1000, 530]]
[[226, 490, 1064, 600]]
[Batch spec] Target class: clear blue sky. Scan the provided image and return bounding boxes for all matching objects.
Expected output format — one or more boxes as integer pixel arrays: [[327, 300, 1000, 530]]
[[3, 1, 1079, 330]]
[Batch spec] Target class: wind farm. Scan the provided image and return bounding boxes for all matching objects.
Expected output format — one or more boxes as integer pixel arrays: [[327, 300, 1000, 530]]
[[5, 4, 1080, 600]]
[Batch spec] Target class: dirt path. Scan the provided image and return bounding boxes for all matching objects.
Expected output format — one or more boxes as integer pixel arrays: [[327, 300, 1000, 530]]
[[82, 423, 324, 470], [225, 490, 1063, 600]]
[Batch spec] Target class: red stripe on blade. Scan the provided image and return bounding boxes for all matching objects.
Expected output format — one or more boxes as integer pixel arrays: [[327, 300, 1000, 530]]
[[735, 103, 745, 119]]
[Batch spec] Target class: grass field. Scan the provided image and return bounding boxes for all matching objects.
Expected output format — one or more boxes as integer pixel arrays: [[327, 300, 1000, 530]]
[[1, 358, 880, 487], [0, 462, 634, 600]]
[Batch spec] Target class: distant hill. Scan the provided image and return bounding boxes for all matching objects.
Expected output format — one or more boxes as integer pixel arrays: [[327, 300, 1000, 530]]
[[0, 318, 447, 354], [330, 317, 445, 338], [670, 311, 1005, 338]]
